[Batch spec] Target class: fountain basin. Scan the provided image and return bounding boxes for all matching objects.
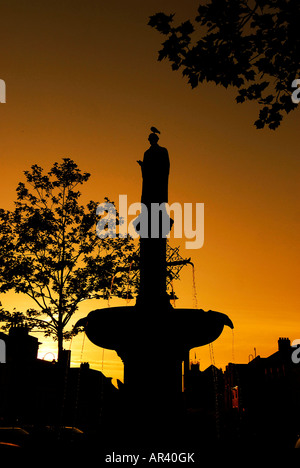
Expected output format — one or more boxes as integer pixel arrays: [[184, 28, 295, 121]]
[[76, 304, 233, 360]]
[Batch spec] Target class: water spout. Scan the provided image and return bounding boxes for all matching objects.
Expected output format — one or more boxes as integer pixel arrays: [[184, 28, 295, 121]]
[[126, 261, 134, 305], [170, 280, 176, 307], [190, 262, 198, 309], [108, 274, 115, 307]]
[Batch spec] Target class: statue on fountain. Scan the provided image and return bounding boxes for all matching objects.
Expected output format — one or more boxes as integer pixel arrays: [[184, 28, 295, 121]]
[[138, 128, 169, 206]]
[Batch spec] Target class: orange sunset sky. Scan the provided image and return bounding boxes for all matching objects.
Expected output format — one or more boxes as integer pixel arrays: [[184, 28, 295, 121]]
[[0, 0, 299, 383]]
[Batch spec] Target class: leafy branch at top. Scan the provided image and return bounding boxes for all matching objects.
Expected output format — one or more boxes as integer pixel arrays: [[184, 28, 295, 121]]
[[148, 0, 300, 129]]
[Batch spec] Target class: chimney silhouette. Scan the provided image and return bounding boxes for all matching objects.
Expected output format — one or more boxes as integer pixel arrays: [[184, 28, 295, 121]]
[[278, 337, 291, 360]]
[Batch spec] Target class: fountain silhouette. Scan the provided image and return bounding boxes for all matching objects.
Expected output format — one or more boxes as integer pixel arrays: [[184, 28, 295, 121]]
[[76, 129, 233, 446]]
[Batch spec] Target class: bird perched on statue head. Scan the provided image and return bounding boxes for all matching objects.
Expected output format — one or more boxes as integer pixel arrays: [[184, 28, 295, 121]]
[[150, 126, 160, 134]]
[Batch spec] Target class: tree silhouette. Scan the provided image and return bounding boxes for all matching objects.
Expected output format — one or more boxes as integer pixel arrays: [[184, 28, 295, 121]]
[[148, 0, 300, 129], [0, 159, 135, 361]]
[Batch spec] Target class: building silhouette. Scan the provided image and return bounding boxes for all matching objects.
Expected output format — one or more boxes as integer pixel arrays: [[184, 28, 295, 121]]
[[223, 338, 300, 448], [0, 324, 120, 449], [181, 338, 300, 448]]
